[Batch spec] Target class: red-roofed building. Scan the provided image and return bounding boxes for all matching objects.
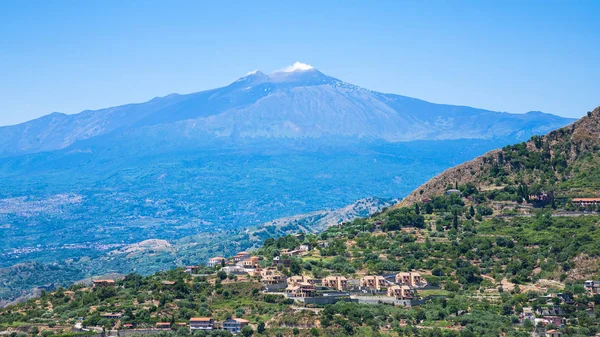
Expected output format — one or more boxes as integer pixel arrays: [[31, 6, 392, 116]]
[[190, 317, 214, 331]]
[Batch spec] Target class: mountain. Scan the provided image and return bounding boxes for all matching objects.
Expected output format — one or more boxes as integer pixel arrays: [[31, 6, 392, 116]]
[[0, 63, 579, 303], [0, 63, 574, 157], [401, 106, 600, 205]]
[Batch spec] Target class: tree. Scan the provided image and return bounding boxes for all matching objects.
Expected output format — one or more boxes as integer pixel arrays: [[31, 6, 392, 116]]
[[217, 270, 227, 280], [424, 202, 434, 214], [469, 205, 475, 217], [240, 325, 254, 337], [415, 203, 420, 215], [453, 211, 459, 230], [290, 259, 302, 275], [257, 322, 265, 334]]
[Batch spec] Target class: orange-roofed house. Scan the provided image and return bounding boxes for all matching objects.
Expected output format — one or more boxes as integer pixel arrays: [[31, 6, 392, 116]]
[[207, 257, 226, 268], [395, 272, 427, 287], [242, 256, 260, 268], [322, 276, 348, 291], [234, 252, 251, 262], [190, 317, 214, 331], [287, 275, 315, 285], [360, 275, 387, 291], [387, 285, 413, 299], [573, 198, 600, 207], [286, 282, 316, 298], [155, 322, 171, 329]]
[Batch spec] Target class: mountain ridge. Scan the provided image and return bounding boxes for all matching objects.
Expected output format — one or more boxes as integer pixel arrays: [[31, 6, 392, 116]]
[[0, 64, 575, 157]]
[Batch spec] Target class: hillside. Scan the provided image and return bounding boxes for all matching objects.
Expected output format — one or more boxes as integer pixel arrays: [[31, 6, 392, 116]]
[[0, 197, 392, 303], [2, 109, 600, 335], [2, 194, 600, 336], [401, 106, 600, 206]]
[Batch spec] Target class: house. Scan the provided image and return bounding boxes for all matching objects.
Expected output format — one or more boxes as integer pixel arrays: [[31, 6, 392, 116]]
[[529, 193, 550, 201], [522, 307, 535, 322], [293, 233, 305, 241], [545, 330, 562, 337], [242, 256, 260, 267], [298, 244, 311, 252], [207, 257, 226, 268], [572, 198, 600, 207], [222, 318, 249, 334], [101, 313, 122, 319], [155, 322, 171, 329], [287, 275, 315, 285], [387, 285, 413, 299], [317, 241, 330, 248], [584, 280, 600, 295], [222, 265, 246, 274], [93, 280, 115, 287], [162, 281, 176, 286], [360, 275, 388, 291], [395, 272, 427, 287], [536, 307, 566, 316], [185, 266, 199, 274], [543, 316, 563, 327], [234, 252, 251, 262], [273, 256, 291, 267], [445, 189, 461, 196], [262, 274, 285, 284], [287, 249, 303, 256], [286, 282, 317, 298], [190, 318, 214, 331], [260, 268, 285, 284], [322, 276, 348, 291]]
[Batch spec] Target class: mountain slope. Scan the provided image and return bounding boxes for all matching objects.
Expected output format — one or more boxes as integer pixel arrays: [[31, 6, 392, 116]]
[[0, 65, 574, 157], [401, 106, 600, 205]]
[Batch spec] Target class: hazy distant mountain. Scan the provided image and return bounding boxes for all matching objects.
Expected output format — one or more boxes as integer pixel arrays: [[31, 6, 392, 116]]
[[0, 63, 574, 157]]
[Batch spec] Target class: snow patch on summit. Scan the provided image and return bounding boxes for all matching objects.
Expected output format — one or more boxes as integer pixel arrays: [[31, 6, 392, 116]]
[[279, 62, 314, 72]]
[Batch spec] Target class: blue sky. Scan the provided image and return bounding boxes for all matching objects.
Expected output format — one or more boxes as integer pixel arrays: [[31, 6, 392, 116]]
[[0, 0, 598, 126]]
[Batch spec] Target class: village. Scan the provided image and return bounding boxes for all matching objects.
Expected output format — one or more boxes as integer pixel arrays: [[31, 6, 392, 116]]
[[70, 232, 600, 337]]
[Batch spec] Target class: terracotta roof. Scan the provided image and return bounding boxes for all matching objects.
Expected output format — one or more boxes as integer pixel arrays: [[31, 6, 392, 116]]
[[234, 318, 250, 323], [93, 279, 115, 283], [190, 317, 213, 322], [573, 198, 600, 202]]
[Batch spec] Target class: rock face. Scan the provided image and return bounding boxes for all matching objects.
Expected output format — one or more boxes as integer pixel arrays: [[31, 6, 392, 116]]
[[0, 66, 574, 157]]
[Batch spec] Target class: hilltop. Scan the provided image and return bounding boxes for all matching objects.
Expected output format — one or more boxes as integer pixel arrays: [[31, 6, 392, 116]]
[[401, 106, 600, 206]]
